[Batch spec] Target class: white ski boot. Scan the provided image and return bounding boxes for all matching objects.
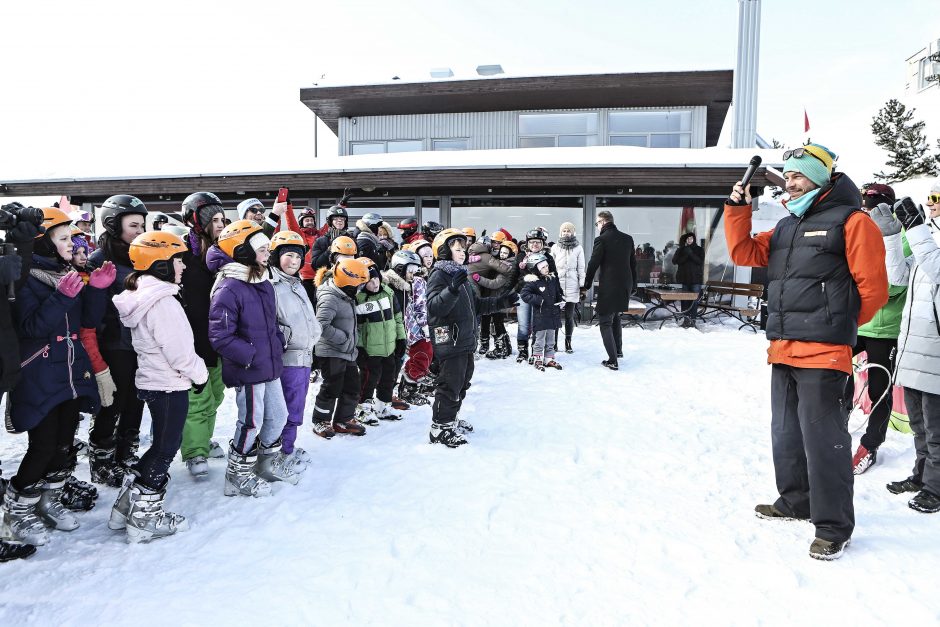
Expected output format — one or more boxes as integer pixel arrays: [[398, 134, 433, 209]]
[[355, 401, 380, 426], [256, 440, 303, 485], [223, 442, 272, 497], [1, 482, 50, 546], [125, 482, 189, 544], [374, 399, 402, 421], [109, 470, 139, 531], [36, 471, 80, 531], [186, 456, 209, 478]]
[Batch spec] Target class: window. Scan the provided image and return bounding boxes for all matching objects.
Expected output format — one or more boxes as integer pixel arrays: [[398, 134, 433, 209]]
[[609, 110, 693, 149], [350, 140, 423, 155], [450, 197, 583, 245], [432, 139, 469, 151], [518, 112, 599, 148], [918, 56, 939, 90]]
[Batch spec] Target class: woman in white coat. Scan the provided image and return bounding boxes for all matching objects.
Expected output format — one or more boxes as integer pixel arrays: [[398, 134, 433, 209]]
[[874, 187, 940, 514], [550, 222, 586, 353]]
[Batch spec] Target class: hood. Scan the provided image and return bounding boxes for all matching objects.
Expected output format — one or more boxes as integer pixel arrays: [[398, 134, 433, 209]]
[[205, 245, 236, 272], [468, 241, 489, 255], [112, 275, 180, 329], [382, 269, 411, 293]]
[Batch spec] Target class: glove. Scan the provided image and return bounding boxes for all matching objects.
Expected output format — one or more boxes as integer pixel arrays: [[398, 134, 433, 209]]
[[88, 262, 117, 289], [472, 273, 481, 282], [579, 287, 588, 301], [894, 197, 925, 230], [468, 254, 481, 263], [95, 368, 117, 407], [57, 272, 84, 298], [448, 269, 468, 293], [870, 202, 902, 236], [192, 379, 207, 395], [497, 290, 520, 309], [4, 220, 43, 243], [0, 254, 21, 285]]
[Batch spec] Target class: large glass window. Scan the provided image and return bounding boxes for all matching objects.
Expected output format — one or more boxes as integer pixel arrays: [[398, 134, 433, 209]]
[[318, 198, 421, 241], [387, 140, 423, 153], [350, 142, 385, 155], [518, 112, 599, 148], [350, 140, 423, 155], [450, 197, 583, 245], [608, 110, 692, 149], [432, 139, 469, 151]]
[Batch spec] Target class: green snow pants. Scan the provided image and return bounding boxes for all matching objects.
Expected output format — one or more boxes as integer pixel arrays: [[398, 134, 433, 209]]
[[180, 363, 225, 461]]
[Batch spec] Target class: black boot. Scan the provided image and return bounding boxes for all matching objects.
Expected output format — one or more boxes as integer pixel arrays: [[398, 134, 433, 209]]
[[499, 333, 512, 358], [516, 341, 529, 364], [89, 447, 126, 487], [478, 335, 491, 355], [565, 335, 573, 353]]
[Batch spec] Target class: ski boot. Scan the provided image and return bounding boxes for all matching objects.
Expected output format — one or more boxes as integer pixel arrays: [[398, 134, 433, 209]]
[[852, 445, 877, 475], [333, 418, 367, 436], [109, 472, 136, 531], [478, 335, 491, 355], [515, 340, 529, 364], [89, 446, 125, 487], [125, 481, 189, 544], [528, 341, 536, 365], [564, 335, 573, 354], [390, 395, 410, 411], [256, 440, 304, 485], [373, 399, 403, 421], [356, 401, 381, 426], [417, 374, 437, 397], [310, 369, 320, 384], [0, 539, 36, 562], [398, 379, 430, 406], [534, 358, 545, 372], [208, 440, 226, 459], [186, 456, 209, 478], [429, 422, 468, 448], [455, 418, 474, 434], [223, 442, 272, 497], [2, 481, 49, 546], [60, 474, 98, 512], [115, 434, 141, 470], [282, 447, 311, 472], [313, 420, 336, 439], [36, 470, 80, 531]]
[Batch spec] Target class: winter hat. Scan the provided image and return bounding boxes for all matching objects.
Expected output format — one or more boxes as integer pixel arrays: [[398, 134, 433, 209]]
[[932, 179, 940, 194], [861, 182, 896, 209], [783, 143, 836, 188], [237, 198, 265, 220], [71, 234, 90, 255], [248, 231, 271, 252], [197, 204, 225, 232], [559, 222, 577, 235]]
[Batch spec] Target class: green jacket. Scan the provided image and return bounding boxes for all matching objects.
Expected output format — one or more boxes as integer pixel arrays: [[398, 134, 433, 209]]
[[356, 284, 405, 358], [859, 232, 912, 340]]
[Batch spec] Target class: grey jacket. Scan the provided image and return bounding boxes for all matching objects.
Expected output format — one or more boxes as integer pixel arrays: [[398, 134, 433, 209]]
[[886, 225, 940, 395], [271, 268, 321, 367], [314, 280, 359, 361]]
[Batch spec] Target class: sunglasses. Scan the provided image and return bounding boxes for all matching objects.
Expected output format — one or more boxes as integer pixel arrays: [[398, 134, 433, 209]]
[[783, 146, 833, 170], [929, 194, 940, 204]]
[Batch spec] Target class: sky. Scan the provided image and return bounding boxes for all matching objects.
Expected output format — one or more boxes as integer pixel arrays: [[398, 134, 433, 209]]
[[2, 0, 938, 190]]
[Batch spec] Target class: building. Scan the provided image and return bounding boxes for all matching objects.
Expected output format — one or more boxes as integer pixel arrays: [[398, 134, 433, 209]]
[[904, 38, 940, 96]]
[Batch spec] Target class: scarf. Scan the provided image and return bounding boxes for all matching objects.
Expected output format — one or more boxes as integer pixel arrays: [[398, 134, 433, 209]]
[[556, 234, 580, 250], [29, 266, 70, 290], [433, 259, 465, 276], [210, 262, 269, 298], [785, 188, 822, 218]]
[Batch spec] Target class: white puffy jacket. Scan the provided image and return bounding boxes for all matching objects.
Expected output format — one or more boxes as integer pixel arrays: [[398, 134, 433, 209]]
[[550, 242, 586, 303], [885, 223, 940, 395]]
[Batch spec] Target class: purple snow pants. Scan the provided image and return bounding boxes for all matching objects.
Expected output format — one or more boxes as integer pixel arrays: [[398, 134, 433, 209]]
[[279, 365, 311, 454]]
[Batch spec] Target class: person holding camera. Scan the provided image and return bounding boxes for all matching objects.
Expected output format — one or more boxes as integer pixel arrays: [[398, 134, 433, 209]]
[[725, 143, 888, 560]]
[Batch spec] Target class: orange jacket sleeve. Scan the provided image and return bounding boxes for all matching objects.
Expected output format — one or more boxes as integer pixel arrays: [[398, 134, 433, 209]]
[[723, 203, 773, 267], [844, 211, 889, 326]]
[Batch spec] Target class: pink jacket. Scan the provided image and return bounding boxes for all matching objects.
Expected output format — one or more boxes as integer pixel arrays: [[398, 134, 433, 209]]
[[112, 275, 208, 392]]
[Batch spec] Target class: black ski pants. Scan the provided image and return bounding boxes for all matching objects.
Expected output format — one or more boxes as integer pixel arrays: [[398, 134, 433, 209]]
[[90, 348, 144, 461], [771, 364, 854, 543], [432, 352, 474, 426], [597, 312, 623, 362], [562, 302, 577, 338], [133, 389, 188, 491], [481, 313, 508, 340], [357, 352, 397, 404], [312, 357, 360, 424], [846, 336, 897, 451], [902, 387, 940, 496], [12, 399, 81, 490]]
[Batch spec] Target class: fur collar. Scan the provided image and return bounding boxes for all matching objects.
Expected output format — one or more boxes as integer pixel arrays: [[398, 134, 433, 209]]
[[382, 269, 412, 293]]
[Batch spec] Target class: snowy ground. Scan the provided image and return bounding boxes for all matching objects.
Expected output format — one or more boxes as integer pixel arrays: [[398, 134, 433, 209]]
[[1, 321, 938, 626]]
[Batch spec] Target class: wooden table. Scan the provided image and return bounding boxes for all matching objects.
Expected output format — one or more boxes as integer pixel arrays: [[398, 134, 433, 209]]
[[641, 287, 703, 327]]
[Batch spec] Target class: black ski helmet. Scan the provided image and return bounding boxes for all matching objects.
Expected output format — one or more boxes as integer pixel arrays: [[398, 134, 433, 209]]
[[397, 216, 418, 234], [100, 195, 148, 238], [422, 220, 444, 239], [152, 212, 170, 230], [181, 192, 224, 234], [525, 228, 548, 243], [326, 204, 349, 229]]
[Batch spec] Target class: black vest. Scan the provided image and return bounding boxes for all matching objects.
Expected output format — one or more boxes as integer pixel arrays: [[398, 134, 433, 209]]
[[765, 195, 861, 346]]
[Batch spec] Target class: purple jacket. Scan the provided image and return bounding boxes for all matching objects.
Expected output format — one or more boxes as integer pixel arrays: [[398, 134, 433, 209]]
[[207, 248, 285, 387]]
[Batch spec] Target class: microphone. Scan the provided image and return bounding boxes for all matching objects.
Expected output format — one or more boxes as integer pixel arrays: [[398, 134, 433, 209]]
[[727, 155, 763, 206]]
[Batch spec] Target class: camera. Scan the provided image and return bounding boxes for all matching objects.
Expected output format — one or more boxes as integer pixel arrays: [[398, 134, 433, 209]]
[[0, 202, 44, 230]]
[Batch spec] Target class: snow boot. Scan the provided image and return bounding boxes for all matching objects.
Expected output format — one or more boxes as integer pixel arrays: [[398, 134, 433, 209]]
[[256, 440, 304, 485], [2, 482, 49, 545], [852, 445, 877, 475], [333, 418, 367, 436], [429, 422, 468, 448], [516, 341, 529, 364], [602, 359, 619, 371], [313, 420, 336, 439], [544, 359, 563, 370], [886, 476, 923, 495], [125, 481, 189, 544], [89, 446, 125, 487], [485, 334, 503, 359], [809, 537, 849, 561], [374, 399, 403, 421], [186, 456, 209, 478], [356, 401, 381, 426], [223, 443, 272, 497], [36, 470, 80, 531], [908, 490, 940, 513], [754, 503, 809, 522], [0, 539, 36, 562], [478, 335, 491, 355], [60, 474, 97, 512], [564, 335, 573, 353], [208, 440, 226, 459], [398, 379, 430, 406]]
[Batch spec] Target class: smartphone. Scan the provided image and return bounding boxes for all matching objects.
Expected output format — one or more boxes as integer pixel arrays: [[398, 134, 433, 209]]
[[277, 187, 289, 204]]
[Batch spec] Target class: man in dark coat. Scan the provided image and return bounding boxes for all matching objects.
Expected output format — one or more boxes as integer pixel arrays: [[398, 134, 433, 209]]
[[582, 211, 636, 370]]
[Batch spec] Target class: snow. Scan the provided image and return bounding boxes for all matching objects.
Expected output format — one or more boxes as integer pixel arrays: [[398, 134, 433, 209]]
[[1, 322, 938, 625]]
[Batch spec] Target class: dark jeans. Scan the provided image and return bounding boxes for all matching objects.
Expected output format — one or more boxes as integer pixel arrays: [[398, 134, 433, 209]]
[[680, 284, 702, 319], [357, 352, 397, 403], [134, 390, 188, 490], [563, 302, 577, 337], [846, 336, 896, 451], [480, 313, 508, 339], [312, 357, 360, 424], [770, 365, 854, 542], [12, 399, 81, 490], [598, 312, 623, 362], [432, 352, 474, 426], [903, 387, 940, 496], [90, 348, 144, 460]]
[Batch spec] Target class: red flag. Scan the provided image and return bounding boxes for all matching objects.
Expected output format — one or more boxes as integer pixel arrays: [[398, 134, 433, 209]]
[[803, 108, 810, 133]]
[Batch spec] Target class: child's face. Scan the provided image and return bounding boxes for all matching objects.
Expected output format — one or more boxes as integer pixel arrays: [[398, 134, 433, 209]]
[[499, 246, 511, 260], [537, 260, 550, 276], [405, 264, 419, 281], [279, 251, 302, 276], [71, 246, 87, 268], [173, 256, 186, 284], [50, 225, 73, 262], [419, 247, 433, 268], [255, 244, 270, 267], [365, 276, 381, 293], [449, 240, 467, 265]]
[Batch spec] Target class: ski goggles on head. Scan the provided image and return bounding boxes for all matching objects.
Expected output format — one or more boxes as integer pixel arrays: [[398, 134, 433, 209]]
[[929, 194, 940, 204], [782, 145, 834, 170]]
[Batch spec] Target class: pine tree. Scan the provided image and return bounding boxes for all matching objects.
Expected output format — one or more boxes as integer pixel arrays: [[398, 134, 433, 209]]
[[871, 99, 938, 183]]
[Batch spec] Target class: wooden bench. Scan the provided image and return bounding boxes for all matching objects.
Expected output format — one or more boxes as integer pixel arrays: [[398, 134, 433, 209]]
[[699, 281, 764, 332]]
